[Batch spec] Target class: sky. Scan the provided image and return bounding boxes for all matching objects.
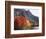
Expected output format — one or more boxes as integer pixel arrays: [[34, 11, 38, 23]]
[[14, 8, 40, 17]]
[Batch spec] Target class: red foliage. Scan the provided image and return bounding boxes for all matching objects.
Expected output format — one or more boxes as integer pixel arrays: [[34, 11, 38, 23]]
[[14, 16, 27, 27]]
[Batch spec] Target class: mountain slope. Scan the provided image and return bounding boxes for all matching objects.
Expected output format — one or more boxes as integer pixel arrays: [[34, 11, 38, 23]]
[[14, 9, 39, 27]]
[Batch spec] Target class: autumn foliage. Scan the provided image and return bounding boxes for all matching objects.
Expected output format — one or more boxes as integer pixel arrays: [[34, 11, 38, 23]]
[[14, 16, 33, 29]]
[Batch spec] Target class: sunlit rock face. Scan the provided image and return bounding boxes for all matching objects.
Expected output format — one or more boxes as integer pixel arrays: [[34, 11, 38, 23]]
[[14, 16, 33, 30]]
